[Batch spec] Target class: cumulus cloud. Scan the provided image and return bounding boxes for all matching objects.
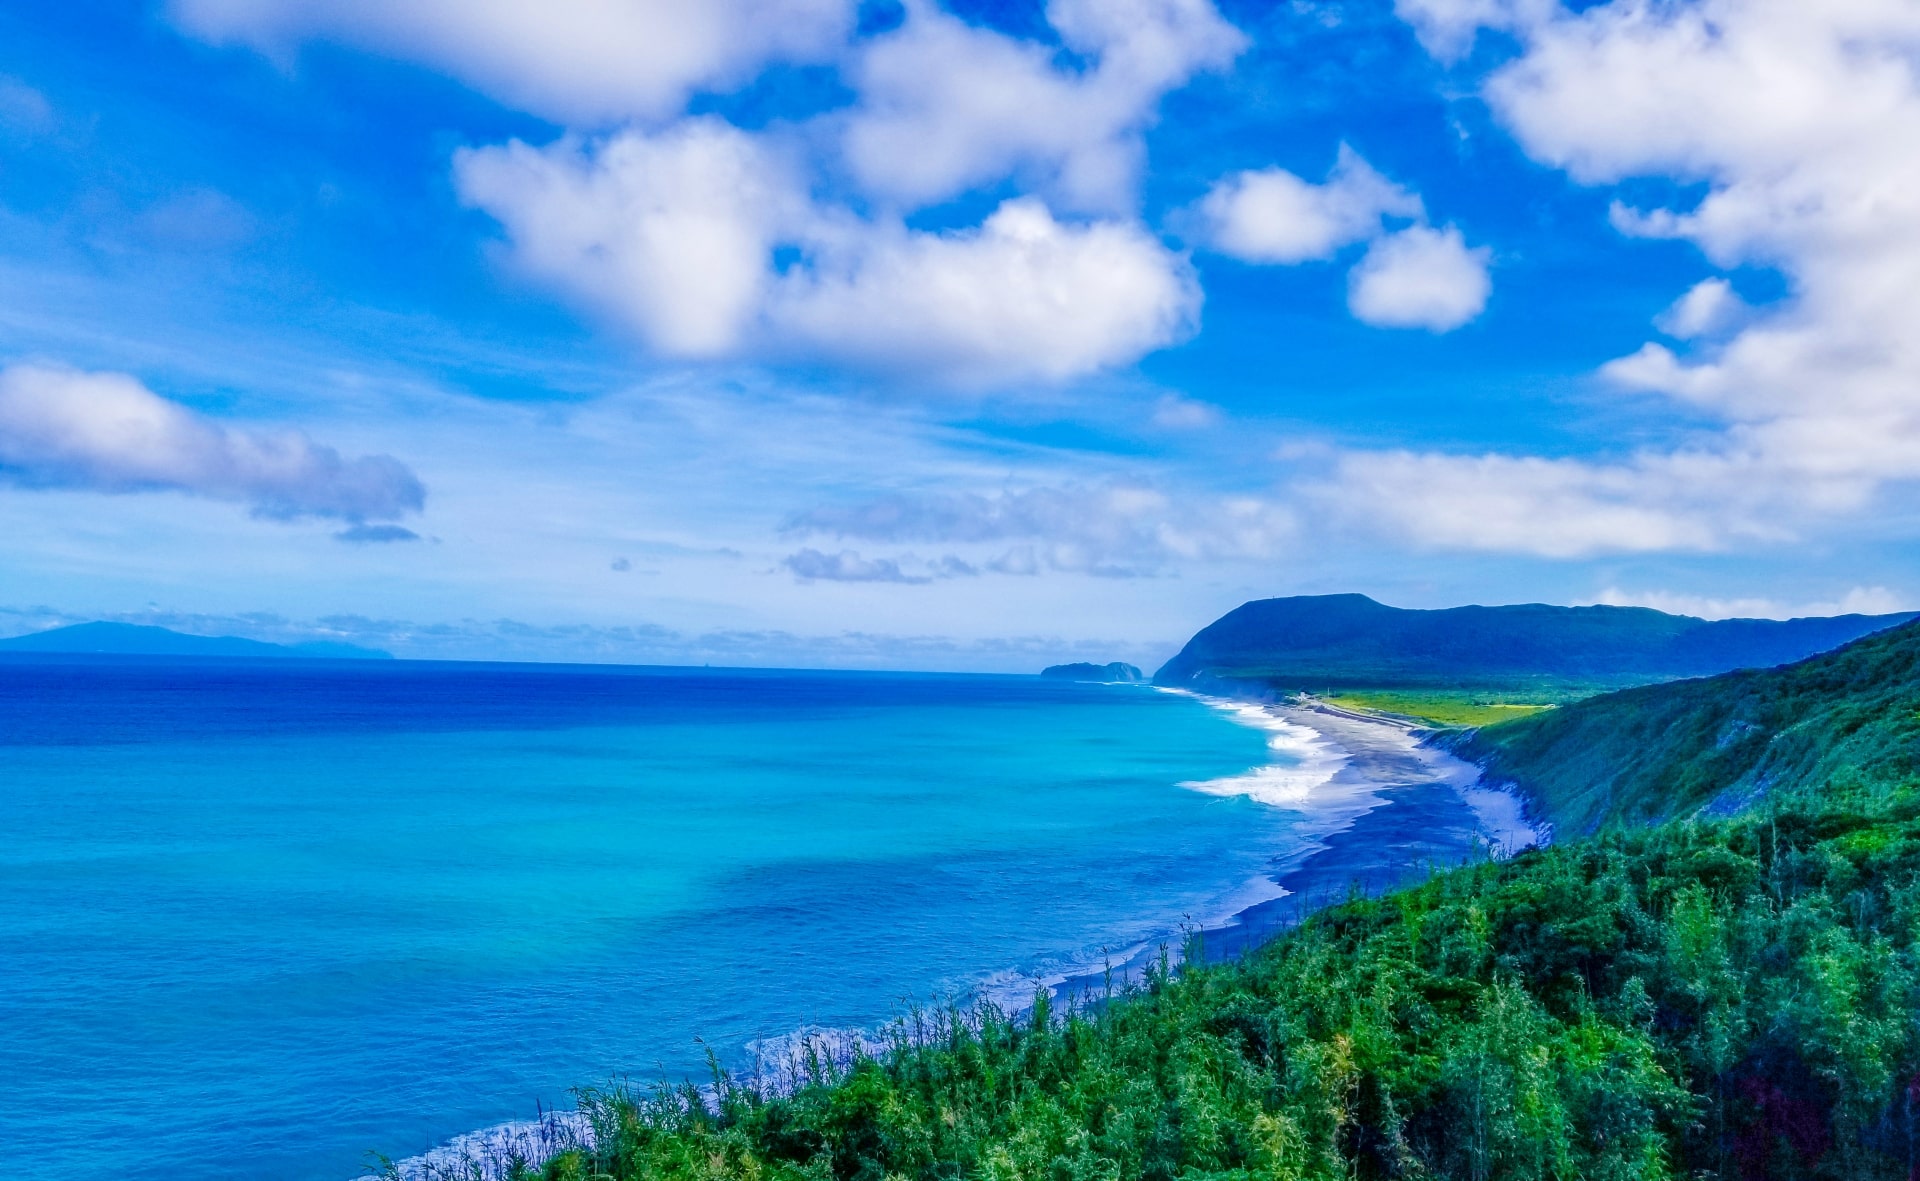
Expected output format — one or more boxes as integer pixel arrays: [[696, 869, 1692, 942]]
[[769, 199, 1200, 384], [167, 0, 853, 125], [1338, 0, 1920, 554], [1192, 147, 1491, 330], [1655, 277, 1746, 340], [1591, 585, 1912, 622], [183, 0, 1234, 385], [455, 119, 799, 358], [1194, 146, 1422, 264], [458, 128, 1199, 384], [785, 482, 1294, 576], [842, 0, 1245, 214], [1345, 224, 1491, 331], [0, 365, 424, 523]]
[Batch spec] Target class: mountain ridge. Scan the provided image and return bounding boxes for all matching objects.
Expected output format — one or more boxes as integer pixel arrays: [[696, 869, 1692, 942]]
[[1155, 592, 1916, 688], [0, 621, 393, 661]]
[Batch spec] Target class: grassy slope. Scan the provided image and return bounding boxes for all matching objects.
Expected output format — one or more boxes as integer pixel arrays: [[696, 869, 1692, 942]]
[[1445, 618, 1920, 837]]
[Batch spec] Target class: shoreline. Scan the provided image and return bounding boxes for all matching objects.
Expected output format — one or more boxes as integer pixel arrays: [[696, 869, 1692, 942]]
[[372, 693, 1538, 1181], [1053, 694, 1544, 996]]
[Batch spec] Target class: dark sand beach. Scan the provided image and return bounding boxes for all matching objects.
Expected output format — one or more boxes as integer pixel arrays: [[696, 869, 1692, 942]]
[[1057, 699, 1538, 993]]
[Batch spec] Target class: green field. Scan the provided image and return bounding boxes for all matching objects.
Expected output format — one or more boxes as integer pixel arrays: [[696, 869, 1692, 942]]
[[1319, 689, 1558, 728]]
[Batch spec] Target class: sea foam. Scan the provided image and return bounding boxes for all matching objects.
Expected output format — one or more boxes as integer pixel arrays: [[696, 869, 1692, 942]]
[[1169, 697, 1352, 807]]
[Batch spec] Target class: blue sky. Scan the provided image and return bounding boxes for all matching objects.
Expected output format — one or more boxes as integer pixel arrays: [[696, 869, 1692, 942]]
[[1, 0, 1916, 669]]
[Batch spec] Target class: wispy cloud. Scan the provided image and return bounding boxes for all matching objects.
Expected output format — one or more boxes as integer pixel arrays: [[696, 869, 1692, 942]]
[[0, 364, 425, 525], [0, 75, 55, 135], [785, 482, 1294, 577], [1590, 586, 1912, 622], [784, 548, 933, 585]]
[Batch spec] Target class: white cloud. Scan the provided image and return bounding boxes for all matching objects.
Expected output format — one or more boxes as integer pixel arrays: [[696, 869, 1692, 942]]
[[1346, 224, 1491, 331], [1194, 146, 1422, 264], [454, 119, 799, 357], [785, 481, 1294, 575], [1343, 0, 1920, 555], [0, 364, 424, 523], [1592, 585, 1912, 621], [1392, 0, 1554, 60], [1655, 277, 1745, 339], [1192, 148, 1491, 331], [842, 0, 1245, 213], [458, 126, 1200, 385], [768, 198, 1200, 384], [168, 0, 854, 125], [1478, 0, 1920, 431], [179, 1, 1232, 384]]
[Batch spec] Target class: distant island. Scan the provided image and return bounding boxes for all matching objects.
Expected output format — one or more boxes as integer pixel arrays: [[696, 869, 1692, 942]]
[[1040, 661, 1144, 683], [0, 621, 392, 660]]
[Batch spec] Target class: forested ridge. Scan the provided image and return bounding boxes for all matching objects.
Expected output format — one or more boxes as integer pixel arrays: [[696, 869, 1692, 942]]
[[1446, 617, 1920, 837]]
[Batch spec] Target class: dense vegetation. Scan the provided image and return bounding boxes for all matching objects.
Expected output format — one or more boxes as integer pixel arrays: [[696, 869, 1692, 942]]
[[1448, 618, 1920, 837], [476, 777, 1920, 1181], [1153, 593, 1911, 690]]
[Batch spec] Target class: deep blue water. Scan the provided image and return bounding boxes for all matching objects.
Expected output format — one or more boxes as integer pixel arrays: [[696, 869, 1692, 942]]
[[0, 657, 1321, 1179]]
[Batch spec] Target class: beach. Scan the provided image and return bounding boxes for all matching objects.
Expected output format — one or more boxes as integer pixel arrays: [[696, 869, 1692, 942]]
[[1056, 694, 1543, 994]]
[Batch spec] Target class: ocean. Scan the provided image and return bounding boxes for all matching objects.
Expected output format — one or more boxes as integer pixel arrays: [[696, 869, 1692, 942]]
[[0, 656, 1490, 1179]]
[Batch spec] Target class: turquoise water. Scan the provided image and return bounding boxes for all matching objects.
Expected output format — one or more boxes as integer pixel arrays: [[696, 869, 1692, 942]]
[[0, 658, 1316, 1179]]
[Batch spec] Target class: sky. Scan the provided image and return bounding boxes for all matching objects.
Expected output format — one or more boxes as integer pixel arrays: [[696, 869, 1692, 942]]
[[1, 0, 1918, 670]]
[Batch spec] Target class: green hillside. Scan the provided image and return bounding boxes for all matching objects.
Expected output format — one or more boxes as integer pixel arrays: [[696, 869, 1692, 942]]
[[1154, 594, 1912, 691], [1446, 617, 1920, 837]]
